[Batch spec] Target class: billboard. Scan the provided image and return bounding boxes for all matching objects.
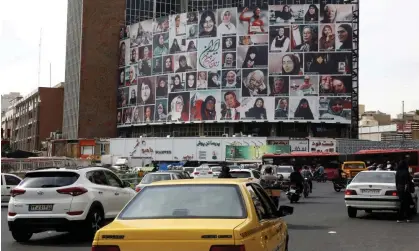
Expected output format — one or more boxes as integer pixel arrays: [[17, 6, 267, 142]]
[[117, 2, 354, 127]]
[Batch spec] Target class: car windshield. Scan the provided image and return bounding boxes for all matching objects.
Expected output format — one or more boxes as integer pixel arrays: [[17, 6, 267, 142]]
[[230, 171, 251, 178], [140, 174, 171, 184], [277, 167, 292, 173], [183, 168, 194, 173], [344, 163, 365, 169], [119, 184, 246, 219], [20, 171, 79, 188], [211, 167, 222, 172], [352, 172, 395, 184]]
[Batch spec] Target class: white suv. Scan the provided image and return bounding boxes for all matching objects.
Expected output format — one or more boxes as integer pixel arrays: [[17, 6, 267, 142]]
[[1, 173, 23, 205], [7, 167, 136, 242]]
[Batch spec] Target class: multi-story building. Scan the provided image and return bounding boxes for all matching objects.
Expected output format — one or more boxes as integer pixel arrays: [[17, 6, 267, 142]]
[[362, 110, 392, 126], [1, 92, 21, 114], [1, 85, 64, 151]]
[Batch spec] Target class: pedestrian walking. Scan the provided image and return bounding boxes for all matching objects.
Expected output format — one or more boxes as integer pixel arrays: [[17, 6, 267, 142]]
[[395, 160, 414, 223]]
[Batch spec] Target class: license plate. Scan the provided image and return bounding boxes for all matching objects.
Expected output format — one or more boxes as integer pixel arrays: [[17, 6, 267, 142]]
[[361, 189, 380, 194], [29, 204, 53, 211], [290, 189, 296, 193]]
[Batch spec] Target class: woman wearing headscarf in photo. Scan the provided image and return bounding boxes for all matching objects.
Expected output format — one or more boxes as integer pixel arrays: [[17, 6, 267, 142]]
[[130, 48, 138, 63], [294, 98, 314, 120], [320, 97, 349, 122], [304, 5, 319, 22], [153, 34, 169, 56], [119, 42, 126, 67], [275, 98, 288, 119], [168, 95, 189, 121], [186, 72, 196, 90], [192, 95, 217, 121], [163, 56, 173, 73], [269, 77, 288, 96], [139, 78, 154, 105], [129, 88, 137, 105], [207, 72, 221, 88], [131, 106, 141, 124], [242, 70, 267, 96], [199, 10, 217, 37], [156, 76, 168, 98], [280, 5, 293, 22], [171, 74, 184, 92], [306, 54, 329, 74], [221, 91, 241, 120], [337, 24, 352, 50], [155, 102, 168, 121], [281, 54, 303, 75], [246, 98, 267, 120], [170, 38, 182, 54], [319, 25, 335, 51], [139, 59, 151, 76], [118, 89, 127, 107], [187, 41, 197, 52], [218, 9, 236, 35], [176, 55, 193, 73], [270, 27, 290, 52], [242, 46, 263, 68]]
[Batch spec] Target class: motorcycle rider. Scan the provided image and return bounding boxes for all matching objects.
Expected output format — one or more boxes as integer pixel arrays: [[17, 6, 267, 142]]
[[218, 164, 232, 178], [301, 165, 313, 193], [261, 166, 278, 181], [289, 166, 304, 193]]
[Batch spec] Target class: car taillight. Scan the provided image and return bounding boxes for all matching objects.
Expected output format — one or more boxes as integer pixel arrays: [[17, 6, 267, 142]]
[[10, 188, 26, 197], [210, 245, 245, 251], [194, 172, 200, 175], [8, 212, 17, 216], [135, 187, 141, 192], [208, 171, 213, 174], [92, 245, 120, 251], [345, 189, 357, 195], [57, 187, 88, 196], [385, 190, 398, 196]]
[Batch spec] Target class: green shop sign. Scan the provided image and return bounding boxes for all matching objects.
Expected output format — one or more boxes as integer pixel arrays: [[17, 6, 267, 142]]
[[225, 145, 290, 161]]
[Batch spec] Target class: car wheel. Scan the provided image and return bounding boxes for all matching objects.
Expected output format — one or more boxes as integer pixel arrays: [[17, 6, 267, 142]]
[[334, 187, 341, 192], [85, 207, 104, 237], [11, 230, 33, 242], [347, 207, 357, 218]]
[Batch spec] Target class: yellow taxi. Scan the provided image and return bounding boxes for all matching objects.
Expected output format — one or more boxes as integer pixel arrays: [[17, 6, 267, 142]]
[[92, 178, 293, 251], [342, 161, 367, 179]]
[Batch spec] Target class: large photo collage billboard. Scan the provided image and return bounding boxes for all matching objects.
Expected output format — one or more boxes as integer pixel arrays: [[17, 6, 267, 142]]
[[117, 2, 354, 127]]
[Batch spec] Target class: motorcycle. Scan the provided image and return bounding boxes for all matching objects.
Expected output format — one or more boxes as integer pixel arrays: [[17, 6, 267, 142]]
[[286, 183, 301, 203], [303, 178, 310, 198], [332, 179, 348, 192], [313, 172, 327, 183], [261, 179, 282, 207]]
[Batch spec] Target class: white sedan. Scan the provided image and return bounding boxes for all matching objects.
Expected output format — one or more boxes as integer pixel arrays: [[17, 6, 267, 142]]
[[345, 171, 418, 218], [229, 169, 261, 184]]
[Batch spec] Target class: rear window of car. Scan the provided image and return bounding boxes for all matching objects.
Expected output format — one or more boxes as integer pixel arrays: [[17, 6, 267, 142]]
[[352, 172, 395, 184], [277, 167, 292, 173], [184, 167, 194, 173], [230, 171, 251, 178], [344, 163, 365, 169], [196, 167, 210, 172], [140, 173, 172, 184], [20, 171, 80, 188], [119, 184, 247, 219], [211, 167, 222, 172]]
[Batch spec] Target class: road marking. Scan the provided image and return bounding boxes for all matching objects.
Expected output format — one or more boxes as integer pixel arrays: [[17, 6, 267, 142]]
[[328, 231, 337, 234]]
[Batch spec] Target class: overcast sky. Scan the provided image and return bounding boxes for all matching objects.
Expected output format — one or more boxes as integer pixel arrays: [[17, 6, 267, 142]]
[[0, 0, 418, 117]]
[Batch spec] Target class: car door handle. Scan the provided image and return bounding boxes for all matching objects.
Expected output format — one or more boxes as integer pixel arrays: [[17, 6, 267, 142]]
[[115, 192, 119, 196], [6, 186, 10, 189], [98, 191, 103, 194]]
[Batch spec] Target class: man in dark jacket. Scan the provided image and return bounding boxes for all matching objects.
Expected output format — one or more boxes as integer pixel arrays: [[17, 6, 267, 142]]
[[395, 160, 413, 223], [290, 167, 304, 192], [218, 164, 233, 178]]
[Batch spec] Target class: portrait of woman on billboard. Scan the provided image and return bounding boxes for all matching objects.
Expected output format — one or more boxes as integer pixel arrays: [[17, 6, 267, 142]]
[[152, 57, 162, 75], [170, 38, 183, 54], [217, 8, 237, 36], [321, 4, 337, 23], [238, 7, 267, 35], [172, 14, 186, 36], [305, 4, 319, 23], [242, 69, 267, 97], [291, 25, 318, 52], [319, 24, 336, 51], [130, 47, 138, 63], [319, 75, 351, 96], [270, 26, 290, 52], [117, 88, 128, 107], [291, 98, 315, 120], [239, 35, 253, 45], [170, 73, 185, 92], [197, 71, 208, 89], [138, 59, 151, 76], [155, 75, 168, 98], [129, 86, 137, 105], [187, 11, 198, 24], [168, 92, 190, 121], [336, 24, 352, 50], [118, 69, 125, 87], [123, 107, 132, 124], [222, 36, 236, 51], [221, 90, 241, 120], [153, 16, 169, 33], [175, 54, 196, 73], [275, 97, 289, 119], [199, 10, 217, 37], [138, 77, 155, 105], [222, 70, 241, 89], [186, 72, 197, 90], [269, 77, 289, 96], [127, 65, 137, 85], [119, 41, 127, 67], [187, 24, 198, 39], [162, 56, 174, 73], [144, 105, 154, 123], [239, 46, 268, 68], [131, 106, 143, 124], [319, 97, 351, 123], [153, 33, 169, 56], [304, 53, 329, 74], [130, 21, 153, 47], [186, 40, 197, 52], [190, 91, 219, 121], [290, 76, 319, 96], [208, 71, 221, 89], [155, 100, 168, 122], [245, 98, 268, 120], [282, 53, 303, 75], [222, 52, 236, 69], [117, 109, 122, 124]]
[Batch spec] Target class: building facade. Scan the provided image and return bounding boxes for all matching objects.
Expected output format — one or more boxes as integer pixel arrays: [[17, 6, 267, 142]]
[[1, 86, 64, 151], [63, 0, 125, 139], [1, 92, 21, 115]]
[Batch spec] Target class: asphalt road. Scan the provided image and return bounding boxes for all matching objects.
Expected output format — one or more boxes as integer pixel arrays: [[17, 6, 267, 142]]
[[2, 182, 418, 251]]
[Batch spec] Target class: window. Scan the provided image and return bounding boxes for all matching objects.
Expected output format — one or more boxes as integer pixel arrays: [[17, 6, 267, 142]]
[[251, 184, 277, 216], [252, 170, 261, 179], [230, 171, 251, 178], [104, 171, 123, 187], [20, 172, 78, 188], [119, 184, 246, 219], [246, 184, 276, 220], [352, 172, 396, 184], [140, 173, 172, 184], [246, 185, 267, 220], [86, 171, 109, 186]]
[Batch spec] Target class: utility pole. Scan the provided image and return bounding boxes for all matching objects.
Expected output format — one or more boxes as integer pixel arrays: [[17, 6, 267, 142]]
[[49, 63, 52, 87], [37, 28, 43, 87], [402, 101, 405, 141]]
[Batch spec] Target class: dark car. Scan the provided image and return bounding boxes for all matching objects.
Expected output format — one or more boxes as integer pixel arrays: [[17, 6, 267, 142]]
[[158, 170, 192, 179], [413, 172, 419, 187]]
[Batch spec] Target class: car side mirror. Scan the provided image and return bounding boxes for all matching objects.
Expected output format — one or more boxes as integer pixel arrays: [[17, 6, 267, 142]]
[[276, 205, 293, 217]]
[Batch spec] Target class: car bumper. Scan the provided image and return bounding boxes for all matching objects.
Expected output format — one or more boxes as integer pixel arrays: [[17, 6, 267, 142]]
[[8, 217, 86, 233], [345, 197, 400, 210]]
